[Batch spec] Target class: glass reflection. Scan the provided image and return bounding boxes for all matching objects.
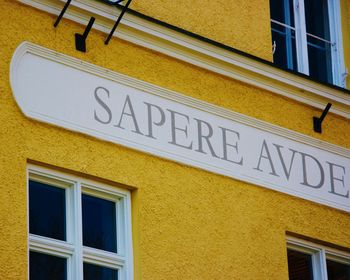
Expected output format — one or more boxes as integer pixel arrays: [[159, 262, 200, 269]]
[[82, 194, 117, 252], [29, 180, 66, 240]]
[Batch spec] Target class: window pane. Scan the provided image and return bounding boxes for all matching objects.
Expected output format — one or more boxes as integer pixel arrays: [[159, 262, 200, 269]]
[[270, 0, 294, 26], [307, 36, 333, 83], [82, 194, 117, 252], [84, 263, 118, 280], [271, 23, 297, 71], [327, 259, 350, 280], [304, 0, 333, 83], [305, 0, 330, 39], [29, 180, 66, 240], [287, 249, 314, 280], [270, 0, 296, 71], [30, 251, 67, 280]]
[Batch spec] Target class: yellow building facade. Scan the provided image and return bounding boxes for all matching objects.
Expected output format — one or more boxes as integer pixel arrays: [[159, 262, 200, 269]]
[[1, 0, 350, 279]]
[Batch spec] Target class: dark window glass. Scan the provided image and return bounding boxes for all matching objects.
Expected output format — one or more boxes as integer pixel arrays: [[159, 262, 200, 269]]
[[307, 36, 333, 83], [29, 180, 66, 240], [305, 0, 330, 39], [271, 23, 297, 71], [82, 194, 117, 252], [304, 0, 333, 83], [270, 0, 294, 26], [327, 259, 350, 280], [270, 0, 297, 71], [287, 249, 314, 280], [30, 251, 67, 280], [83, 263, 118, 280]]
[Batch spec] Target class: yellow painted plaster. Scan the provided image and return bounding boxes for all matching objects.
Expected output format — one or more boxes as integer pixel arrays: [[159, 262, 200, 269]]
[[344, 0, 350, 87], [0, 1, 349, 279], [130, 0, 273, 61]]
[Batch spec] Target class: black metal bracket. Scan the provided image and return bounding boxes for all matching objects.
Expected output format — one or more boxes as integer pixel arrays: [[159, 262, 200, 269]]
[[54, 0, 72, 27], [54, 0, 132, 49], [313, 103, 332, 133], [75, 17, 95, 52], [105, 0, 133, 45]]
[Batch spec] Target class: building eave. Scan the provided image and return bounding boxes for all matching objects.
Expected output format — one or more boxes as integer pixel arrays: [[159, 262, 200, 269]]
[[18, 0, 350, 119]]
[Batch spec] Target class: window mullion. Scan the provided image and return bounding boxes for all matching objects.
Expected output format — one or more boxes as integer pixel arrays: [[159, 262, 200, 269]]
[[293, 0, 309, 75], [307, 247, 328, 280], [327, 0, 345, 87], [29, 234, 75, 256], [283, 0, 294, 69], [319, 249, 329, 280], [83, 246, 125, 269], [66, 181, 75, 280], [74, 181, 84, 280]]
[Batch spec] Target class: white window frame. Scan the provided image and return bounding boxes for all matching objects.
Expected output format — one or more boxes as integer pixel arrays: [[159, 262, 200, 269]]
[[271, 0, 346, 87], [287, 236, 350, 280], [27, 164, 134, 280]]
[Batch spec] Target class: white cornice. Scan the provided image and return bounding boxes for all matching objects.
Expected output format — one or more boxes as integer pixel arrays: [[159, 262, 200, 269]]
[[17, 0, 350, 118]]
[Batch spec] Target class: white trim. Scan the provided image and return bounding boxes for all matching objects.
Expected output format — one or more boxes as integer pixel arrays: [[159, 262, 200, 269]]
[[29, 235, 75, 256], [27, 164, 134, 280], [294, 0, 310, 75], [287, 236, 350, 280], [74, 180, 83, 280], [327, 252, 350, 265], [328, 0, 346, 87], [29, 238, 74, 280], [16, 0, 350, 118], [287, 239, 325, 280], [287, 236, 350, 258], [83, 246, 125, 269]]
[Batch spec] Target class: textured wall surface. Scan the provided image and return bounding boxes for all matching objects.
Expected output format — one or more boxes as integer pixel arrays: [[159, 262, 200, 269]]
[[0, 1, 349, 279], [339, 0, 350, 87], [130, 0, 273, 61], [345, 0, 350, 87]]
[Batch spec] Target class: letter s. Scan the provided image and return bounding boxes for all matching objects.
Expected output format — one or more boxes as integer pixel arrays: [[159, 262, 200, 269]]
[[94, 87, 112, 124]]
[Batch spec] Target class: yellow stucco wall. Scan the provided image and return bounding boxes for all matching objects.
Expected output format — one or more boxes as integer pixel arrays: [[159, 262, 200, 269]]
[[345, 0, 350, 87], [131, 0, 273, 61], [0, 1, 349, 280]]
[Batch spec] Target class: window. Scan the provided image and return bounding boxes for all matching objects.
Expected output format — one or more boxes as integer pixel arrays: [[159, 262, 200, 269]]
[[28, 165, 133, 280], [98, 0, 125, 5], [287, 237, 350, 280], [270, 0, 346, 87]]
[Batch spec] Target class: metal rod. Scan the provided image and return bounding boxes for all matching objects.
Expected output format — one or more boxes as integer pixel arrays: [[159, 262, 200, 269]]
[[54, 0, 72, 27], [82, 17, 95, 39], [306, 33, 334, 45], [313, 103, 332, 133], [105, 0, 133, 45], [318, 103, 332, 123], [271, 19, 335, 46], [270, 19, 295, 30], [271, 20, 334, 45]]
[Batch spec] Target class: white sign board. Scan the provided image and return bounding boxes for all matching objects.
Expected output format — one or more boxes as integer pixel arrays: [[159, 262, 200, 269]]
[[11, 42, 350, 212]]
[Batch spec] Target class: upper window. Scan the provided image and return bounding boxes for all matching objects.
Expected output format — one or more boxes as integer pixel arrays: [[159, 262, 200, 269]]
[[270, 0, 346, 87], [28, 165, 133, 280], [287, 236, 350, 280], [99, 0, 125, 5]]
